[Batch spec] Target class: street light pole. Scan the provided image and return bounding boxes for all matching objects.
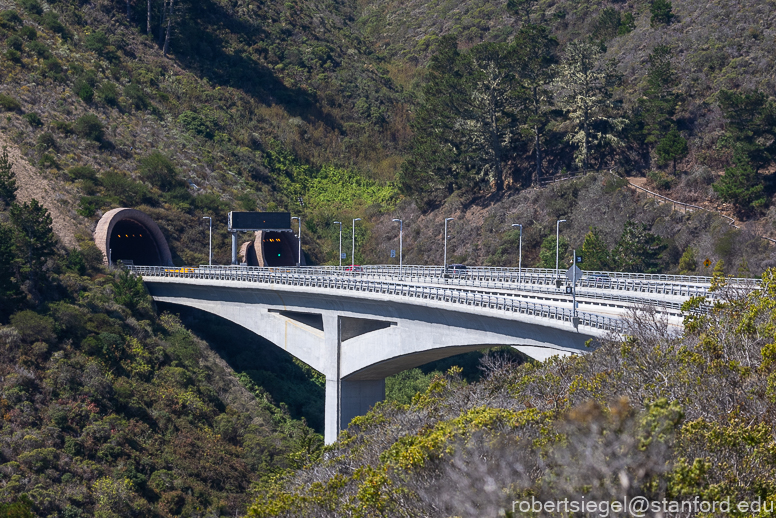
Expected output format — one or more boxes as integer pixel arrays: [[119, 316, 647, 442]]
[[512, 223, 522, 283], [291, 216, 301, 267], [556, 219, 567, 282], [352, 218, 361, 268], [202, 216, 212, 266], [392, 219, 403, 276], [333, 221, 342, 268], [443, 217, 454, 271]]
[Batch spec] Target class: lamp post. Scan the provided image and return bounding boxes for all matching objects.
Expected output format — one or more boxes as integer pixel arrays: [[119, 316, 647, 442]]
[[333, 221, 342, 268], [556, 219, 567, 281], [352, 218, 361, 268], [392, 219, 403, 276], [443, 217, 454, 272], [202, 216, 212, 266], [512, 223, 522, 283], [291, 216, 301, 267]]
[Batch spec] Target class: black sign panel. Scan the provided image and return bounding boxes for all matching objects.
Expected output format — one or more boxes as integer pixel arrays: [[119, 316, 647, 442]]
[[228, 212, 291, 231]]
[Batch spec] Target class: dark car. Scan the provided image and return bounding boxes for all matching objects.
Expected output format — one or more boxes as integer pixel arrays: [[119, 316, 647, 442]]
[[445, 264, 468, 278]]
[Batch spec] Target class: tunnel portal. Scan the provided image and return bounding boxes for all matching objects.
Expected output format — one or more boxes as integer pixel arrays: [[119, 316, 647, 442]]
[[94, 208, 173, 266], [109, 219, 162, 265], [261, 231, 297, 266]]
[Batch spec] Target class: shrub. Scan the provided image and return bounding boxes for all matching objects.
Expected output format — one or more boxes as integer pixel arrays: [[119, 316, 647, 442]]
[[123, 83, 148, 110], [96, 82, 119, 106], [43, 56, 63, 78], [19, 26, 36, 40], [67, 165, 98, 182], [22, 112, 42, 127], [18, 0, 43, 15], [39, 153, 57, 168], [73, 114, 103, 141], [73, 78, 94, 103], [26, 40, 49, 58], [76, 196, 97, 217], [0, 93, 21, 111], [41, 11, 66, 35], [0, 10, 23, 27], [101, 171, 154, 206], [138, 152, 180, 191], [37, 131, 56, 150], [10, 310, 55, 343], [5, 34, 22, 51], [84, 31, 109, 54], [178, 110, 216, 138], [4, 48, 21, 62], [52, 120, 73, 134], [646, 170, 673, 190]]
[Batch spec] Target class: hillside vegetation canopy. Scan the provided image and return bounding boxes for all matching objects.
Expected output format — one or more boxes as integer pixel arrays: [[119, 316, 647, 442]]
[[2, 0, 776, 514]]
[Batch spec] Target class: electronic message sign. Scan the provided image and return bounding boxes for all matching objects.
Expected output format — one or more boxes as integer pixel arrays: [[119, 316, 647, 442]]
[[228, 212, 292, 232]]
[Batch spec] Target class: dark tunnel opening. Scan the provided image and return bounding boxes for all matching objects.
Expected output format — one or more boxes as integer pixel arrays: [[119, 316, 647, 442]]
[[109, 219, 162, 266], [262, 231, 297, 266]]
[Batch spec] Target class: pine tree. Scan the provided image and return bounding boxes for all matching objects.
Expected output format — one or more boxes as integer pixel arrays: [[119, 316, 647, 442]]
[[635, 45, 681, 157], [717, 89, 776, 172], [514, 25, 558, 185], [655, 128, 688, 174], [611, 220, 666, 273], [580, 227, 611, 271], [712, 152, 767, 213], [650, 0, 674, 27], [0, 147, 17, 207], [0, 223, 21, 321], [506, 0, 538, 25], [553, 41, 627, 172], [9, 199, 56, 288]]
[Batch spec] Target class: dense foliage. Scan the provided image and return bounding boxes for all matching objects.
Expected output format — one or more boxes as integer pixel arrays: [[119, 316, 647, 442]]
[[247, 271, 776, 517]]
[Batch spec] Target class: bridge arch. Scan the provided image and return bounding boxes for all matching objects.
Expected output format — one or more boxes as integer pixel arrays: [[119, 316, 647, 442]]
[[94, 208, 173, 266]]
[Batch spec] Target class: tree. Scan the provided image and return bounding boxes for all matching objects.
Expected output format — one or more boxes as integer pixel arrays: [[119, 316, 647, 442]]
[[163, 0, 174, 56], [553, 40, 627, 172], [400, 37, 523, 200], [635, 45, 681, 158], [650, 0, 674, 27], [655, 128, 688, 173], [593, 8, 635, 41], [514, 25, 558, 185], [717, 89, 776, 172], [0, 224, 21, 321], [0, 146, 17, 206], [506, 0, 538, 25], [712, 152, 768, 214], [538, 234, 569, 269], [580, 227, 611, 271], [9, 199, 56, 287], [678, 247, 696, 274], [611, 220, 666, 273], [139, 151, 181, 191]]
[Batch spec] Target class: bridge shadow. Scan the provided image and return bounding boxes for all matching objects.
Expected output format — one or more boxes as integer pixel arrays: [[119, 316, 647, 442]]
[[158, 302, 326, 433]]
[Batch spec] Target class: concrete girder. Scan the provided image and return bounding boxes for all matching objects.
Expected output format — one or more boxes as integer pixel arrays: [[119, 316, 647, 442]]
[[144, 277, 599, 443]]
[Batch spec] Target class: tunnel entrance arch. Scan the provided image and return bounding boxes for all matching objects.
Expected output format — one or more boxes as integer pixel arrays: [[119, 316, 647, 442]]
[[94, 208, 173, 266], [255, 231, 305, 267]]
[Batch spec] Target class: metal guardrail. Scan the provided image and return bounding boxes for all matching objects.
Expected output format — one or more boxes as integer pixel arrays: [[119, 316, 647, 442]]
[[130, 265, 628, 333], [299, 264, 758, 288]]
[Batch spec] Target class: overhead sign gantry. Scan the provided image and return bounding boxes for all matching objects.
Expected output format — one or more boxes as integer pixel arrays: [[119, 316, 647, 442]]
[[227, 212, 293, 265]]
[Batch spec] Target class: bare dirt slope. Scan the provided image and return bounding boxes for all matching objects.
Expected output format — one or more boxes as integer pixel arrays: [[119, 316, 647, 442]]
[[0, 131, 87, 248]]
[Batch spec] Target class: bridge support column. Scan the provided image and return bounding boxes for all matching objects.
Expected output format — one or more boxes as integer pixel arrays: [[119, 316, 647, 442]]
[[322, 314, 386, 444]]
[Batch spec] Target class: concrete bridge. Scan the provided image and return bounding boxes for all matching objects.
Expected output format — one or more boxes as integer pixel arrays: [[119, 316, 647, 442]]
[[129, 265, 744, 443]]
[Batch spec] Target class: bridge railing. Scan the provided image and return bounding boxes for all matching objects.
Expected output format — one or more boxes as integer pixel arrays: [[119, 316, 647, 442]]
[[130, 265, 629, 334], [296, 264, 759, 287]]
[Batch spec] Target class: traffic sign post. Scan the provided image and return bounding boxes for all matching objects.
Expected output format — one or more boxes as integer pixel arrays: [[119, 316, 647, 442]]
[[567, 251, 582, 329]]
